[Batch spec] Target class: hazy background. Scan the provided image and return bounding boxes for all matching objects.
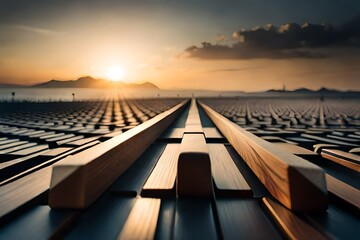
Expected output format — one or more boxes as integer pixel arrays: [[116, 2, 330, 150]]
[[1, 0, 360, 91]]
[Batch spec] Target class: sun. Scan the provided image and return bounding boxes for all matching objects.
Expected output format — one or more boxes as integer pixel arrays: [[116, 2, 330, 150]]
[[106, 65, 126, 82]]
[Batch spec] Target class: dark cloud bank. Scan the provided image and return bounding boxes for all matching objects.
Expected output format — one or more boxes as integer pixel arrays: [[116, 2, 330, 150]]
[[185, 15, 360, 59]]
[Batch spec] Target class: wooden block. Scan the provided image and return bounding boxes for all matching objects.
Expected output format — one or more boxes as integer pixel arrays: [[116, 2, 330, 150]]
[[177, 134, 212, 198], [200, 102, 328, 211], [0, 142, 97, 185], [208, 144, 252, 197], [263, 197, 328, 240], [216, 199, 282, 240], [326, 174, 360, 213], [142, 144, 180, 197], [321, 149, 360, 173], [117, 198, 161, 240], [49, 100, 187, 209]]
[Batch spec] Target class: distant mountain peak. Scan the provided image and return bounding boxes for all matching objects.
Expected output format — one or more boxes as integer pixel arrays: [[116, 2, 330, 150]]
[[31, 76, 159, 89]]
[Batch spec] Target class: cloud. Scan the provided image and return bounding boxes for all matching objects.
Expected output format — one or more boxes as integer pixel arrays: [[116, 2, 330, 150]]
[[184, 16, 360, 59], [7, 24, 63, 36], [204, 66, 264, 73]]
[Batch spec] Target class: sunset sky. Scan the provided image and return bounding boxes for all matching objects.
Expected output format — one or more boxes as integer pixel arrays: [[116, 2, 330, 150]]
[[0, 0, 360, 91]]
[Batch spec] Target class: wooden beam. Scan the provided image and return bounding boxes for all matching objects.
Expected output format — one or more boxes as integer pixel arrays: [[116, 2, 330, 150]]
[[321, 149, 360, 173], [142, 144, 180, 197], [117, 198, 161, 240], [326, 174, 360, 214], [208, 144, 252, 197], [263, 198, 328, 240], [49, 100, 188, 209], [200, 102, 328, 211]]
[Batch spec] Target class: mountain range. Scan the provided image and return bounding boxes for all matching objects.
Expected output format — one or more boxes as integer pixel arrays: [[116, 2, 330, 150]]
[[0, 76, 159, 89], [266, 87, 359, 94]]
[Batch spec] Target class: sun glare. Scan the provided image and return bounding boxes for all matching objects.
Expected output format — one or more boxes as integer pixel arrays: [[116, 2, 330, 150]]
[[106, 65, 126, 82]]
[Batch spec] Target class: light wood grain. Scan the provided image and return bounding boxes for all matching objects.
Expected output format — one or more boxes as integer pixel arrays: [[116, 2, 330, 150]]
[[117, 198, 161, 240], [177, 134, 212, 197], [321, 149, 360, 173], [159, 128, 184, 140], [322, 149, 360, 164], [184, 124, 203, 134], [185, 99, 202, 127], [200, 102, 328, 211], [326, 174, 360, 212], [263, 197, 328, 240], [0, 166, 51, 219], [208, 144, 252, 196], [49, 100, 188, 209], [272, 143, 318, 159], [142, 144, 180, 195], [203, 127, 224, 139]]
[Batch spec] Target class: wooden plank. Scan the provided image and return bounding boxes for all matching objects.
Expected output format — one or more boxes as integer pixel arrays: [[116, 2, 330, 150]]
[[0, 142, 37, 154], [301, 134, 357, 147], [142, 144, 180, 197], [263, 197, 328, 240], [203, 127, 224, 139], [208, 144, 252, 197], [177, 134, 212, 198], [184, 124, 203, 134], [0, 141, 28, 151], [200, 102, 328, 211], [40, 147, 73, 157], [0, 166, 52, 220], [8, 145, 49, 156], [185, 99, 202, 126], [56, 135, 84, 146], [272, 142, 318, 160], [216, 199, 282, 240], [65, 196, 135, 239], [64, 136, 99, 147], [326, 174, 360, 214], [321, 149, 360, 173], [322, 149, 360, 165], [117, 198, 161, 240], [313, 144, 339, 154], [49, 100, 188, 209], [159, 128, 184, 140], [350, 147, 360, 155], [111, 143, 166, 196]]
